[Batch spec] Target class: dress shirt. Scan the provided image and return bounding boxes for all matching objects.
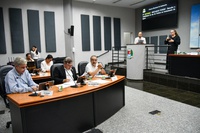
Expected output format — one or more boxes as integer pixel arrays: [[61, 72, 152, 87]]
[[134, 37, 146, 44], [85, 62, 100, 75], [5, 68, 38, 93], [41, 60, 53, 72], [65, 68, 74, 83], [30, 51, 40, 59]]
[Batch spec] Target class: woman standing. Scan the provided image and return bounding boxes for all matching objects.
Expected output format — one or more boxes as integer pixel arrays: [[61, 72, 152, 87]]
[[30, 46, 40, 60], [164, 29, 181, 70]]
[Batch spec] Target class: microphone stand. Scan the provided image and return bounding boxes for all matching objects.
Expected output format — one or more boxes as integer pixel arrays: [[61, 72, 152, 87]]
[[66, 69, 79, 88], [29, 87, 38, 96]]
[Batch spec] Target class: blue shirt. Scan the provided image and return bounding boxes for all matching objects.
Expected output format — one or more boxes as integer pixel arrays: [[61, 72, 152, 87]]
[[5, 68, 38, 94]]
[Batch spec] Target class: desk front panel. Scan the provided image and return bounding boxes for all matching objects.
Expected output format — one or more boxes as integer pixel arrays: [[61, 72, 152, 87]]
[[8, 76, 125, 133], [10, 92, 94, 133], [169, 55, 200, 78]]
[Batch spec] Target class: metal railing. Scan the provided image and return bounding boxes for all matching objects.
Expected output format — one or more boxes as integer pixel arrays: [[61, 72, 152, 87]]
[[145, 45, 170, 72], [97, 50, 109, 58], [111, 46, 127, 67]]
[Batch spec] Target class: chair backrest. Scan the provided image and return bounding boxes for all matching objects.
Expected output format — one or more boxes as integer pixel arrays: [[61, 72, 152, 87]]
[[36, 58, 44, 68], [0, 65, 13, 107], [78, 61, 89, 76], [50, 63, 63, 79], [53, 57, 65, 64]]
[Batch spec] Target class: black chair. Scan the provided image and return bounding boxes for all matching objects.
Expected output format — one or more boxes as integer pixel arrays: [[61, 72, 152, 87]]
[[53, 57, 66, 64], [0, 65, 13, 128], [50, 63, 63, 80], [36, 58, 44, 69], [78, 61, 88, 76]]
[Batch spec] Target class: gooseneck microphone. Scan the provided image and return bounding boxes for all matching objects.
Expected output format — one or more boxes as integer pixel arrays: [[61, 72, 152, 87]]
[[66, 69, 79, 88], [29, 87, 38, 96]]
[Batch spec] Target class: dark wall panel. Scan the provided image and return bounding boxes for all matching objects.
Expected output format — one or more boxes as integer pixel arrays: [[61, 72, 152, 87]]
[[44, 11, 56, 52], [0, 7, 6, 54], [27, 10, 41, 52], [81, 15, 90, 51], [159, 35, 168, 53], [151, 36, 158, 53], [104, 17, 111, 50], [93, 16, 101, 51], [9, 8, 24, 53], [145, 37, 150, 44], [114, 18, 121, 50]]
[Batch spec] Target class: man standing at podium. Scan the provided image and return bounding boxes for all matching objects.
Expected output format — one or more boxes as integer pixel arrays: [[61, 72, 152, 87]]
[[134, 32, 146, 44]]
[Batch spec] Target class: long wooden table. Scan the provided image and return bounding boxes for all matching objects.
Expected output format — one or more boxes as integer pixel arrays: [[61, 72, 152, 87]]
[[7, 75, 125, 133], [31, 72, 51, 80], [168, 54, 200, 78]]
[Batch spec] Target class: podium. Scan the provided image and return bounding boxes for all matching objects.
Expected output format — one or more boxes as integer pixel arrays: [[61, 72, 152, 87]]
[[126, 44, 145, 80]]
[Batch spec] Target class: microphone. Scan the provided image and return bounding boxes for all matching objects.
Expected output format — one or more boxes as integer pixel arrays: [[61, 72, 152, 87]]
[[29, 87, 38, 96], [66, 68, 79, 88]]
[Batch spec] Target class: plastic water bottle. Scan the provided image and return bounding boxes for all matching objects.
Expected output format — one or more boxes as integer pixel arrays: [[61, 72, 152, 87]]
[[58, 86, 63, 92]]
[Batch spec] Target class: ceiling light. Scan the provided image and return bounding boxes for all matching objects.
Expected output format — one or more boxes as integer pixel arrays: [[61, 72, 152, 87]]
[[113, 0, 122, 4], [130, 0, 145, 6]]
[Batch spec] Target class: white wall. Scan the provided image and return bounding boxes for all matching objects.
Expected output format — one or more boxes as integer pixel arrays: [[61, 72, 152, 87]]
[[0, 0, 65, 65], [135, 0, 200, 53], [72, 1, 135, 68]]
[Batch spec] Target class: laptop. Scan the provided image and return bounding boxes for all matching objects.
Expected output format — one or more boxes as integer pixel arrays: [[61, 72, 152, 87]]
[[38, 80, 54, 90], [27, 61, 35, 67], [27, 62, 36, 73]]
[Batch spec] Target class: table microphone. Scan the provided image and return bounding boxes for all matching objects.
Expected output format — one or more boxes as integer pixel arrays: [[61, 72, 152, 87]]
[[66, 69, 79, 88], [29, 87, 39, 96]]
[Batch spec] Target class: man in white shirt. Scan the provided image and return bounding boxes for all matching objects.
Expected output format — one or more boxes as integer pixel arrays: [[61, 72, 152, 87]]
[[85, 55, 106, 78], [134, 32, 146, 44]]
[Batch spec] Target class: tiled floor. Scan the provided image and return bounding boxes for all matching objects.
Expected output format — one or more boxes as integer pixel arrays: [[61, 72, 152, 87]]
[[126, 79, 200, 108]]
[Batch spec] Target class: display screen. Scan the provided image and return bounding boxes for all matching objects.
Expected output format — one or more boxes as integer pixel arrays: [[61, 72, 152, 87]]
[[142, 0, 178, 31]]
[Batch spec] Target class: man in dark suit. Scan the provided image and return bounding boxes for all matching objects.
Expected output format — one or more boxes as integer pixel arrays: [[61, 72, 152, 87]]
[[53, 57, 77, 85]]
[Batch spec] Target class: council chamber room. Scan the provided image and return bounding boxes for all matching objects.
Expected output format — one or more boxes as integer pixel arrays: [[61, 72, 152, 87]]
[[0, 0, 200, 133]]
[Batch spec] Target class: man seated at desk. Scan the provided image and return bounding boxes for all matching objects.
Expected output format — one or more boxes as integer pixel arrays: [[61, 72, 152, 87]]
[[53, 57, 77, 85], [5, 57, 38, 94], [85, 55, 106, 78]]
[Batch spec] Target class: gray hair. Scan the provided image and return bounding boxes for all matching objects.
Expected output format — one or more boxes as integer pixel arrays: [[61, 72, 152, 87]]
[[63, 57, 72, 64], [14, 57, 27, 66]]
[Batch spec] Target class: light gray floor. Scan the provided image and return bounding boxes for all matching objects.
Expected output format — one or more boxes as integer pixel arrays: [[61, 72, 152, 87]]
[[1, 86, 200, 133]]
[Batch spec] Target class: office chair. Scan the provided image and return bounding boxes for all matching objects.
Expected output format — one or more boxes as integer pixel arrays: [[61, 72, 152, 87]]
[[0, 65, 13, 128], [78, 61, 88, 76], [50, 63, 63, 80], [53, 57, 66, 64], [36, 58, 44, 69]]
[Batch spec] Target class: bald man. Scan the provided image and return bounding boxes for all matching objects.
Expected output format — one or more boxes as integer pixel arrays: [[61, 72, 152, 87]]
[[134, 32, 146, 44]]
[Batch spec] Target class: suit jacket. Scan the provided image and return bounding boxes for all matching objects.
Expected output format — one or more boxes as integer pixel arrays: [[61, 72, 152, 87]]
[[53, 65, 77, 85]]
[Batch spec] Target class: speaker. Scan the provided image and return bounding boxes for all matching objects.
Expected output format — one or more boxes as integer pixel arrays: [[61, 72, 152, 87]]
[[70, 25, 74, 36]]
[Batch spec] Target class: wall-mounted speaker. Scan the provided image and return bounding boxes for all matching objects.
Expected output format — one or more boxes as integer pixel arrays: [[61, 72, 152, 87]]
[[68, 25, 74, 36], [70, 25, 74, 36]]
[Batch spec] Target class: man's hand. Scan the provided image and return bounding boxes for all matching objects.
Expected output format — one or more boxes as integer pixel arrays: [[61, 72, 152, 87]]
[[32, 86, 38, 91], [97, 63, 103, 69]]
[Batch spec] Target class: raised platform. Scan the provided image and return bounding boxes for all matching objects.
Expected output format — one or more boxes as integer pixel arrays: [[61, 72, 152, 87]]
[[144, 70, 200, 93]]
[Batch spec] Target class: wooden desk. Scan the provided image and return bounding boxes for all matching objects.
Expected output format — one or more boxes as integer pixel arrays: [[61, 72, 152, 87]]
[[31, 72, 51, 80], [168, 54, 200, 78], [7, 75, 125, 133]]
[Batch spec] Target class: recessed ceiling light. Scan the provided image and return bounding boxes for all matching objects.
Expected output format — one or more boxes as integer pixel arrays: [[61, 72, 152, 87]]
[[130, 0, 145, 6], [113, 0, 122, 4]]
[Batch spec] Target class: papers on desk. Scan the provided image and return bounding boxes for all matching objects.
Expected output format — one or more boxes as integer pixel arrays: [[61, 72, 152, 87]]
[[88, 79, 110, 86], [56, 81, 75, 88], [33, 90, 53, 96]]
